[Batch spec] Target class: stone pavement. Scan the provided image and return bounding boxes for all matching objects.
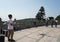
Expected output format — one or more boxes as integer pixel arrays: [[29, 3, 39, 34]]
[[5, 25, 60, 42]]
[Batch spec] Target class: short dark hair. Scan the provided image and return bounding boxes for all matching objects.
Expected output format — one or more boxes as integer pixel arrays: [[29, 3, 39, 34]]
[[8, 14, 12, 17]]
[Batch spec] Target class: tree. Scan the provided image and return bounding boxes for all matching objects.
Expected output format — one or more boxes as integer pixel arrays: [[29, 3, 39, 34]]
[[49, 17, 54, 20], [36, 6, 45, 20], [56, 15, 60, 22]]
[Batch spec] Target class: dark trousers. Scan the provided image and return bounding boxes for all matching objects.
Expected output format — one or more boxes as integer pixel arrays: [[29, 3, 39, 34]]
[[51, 22, 53, 27]]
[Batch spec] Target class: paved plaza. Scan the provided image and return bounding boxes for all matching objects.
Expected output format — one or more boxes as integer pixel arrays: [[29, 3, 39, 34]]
[[5, 25, 60, 42]]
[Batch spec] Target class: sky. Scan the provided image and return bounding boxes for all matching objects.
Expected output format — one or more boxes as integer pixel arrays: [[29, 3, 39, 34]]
[[0, 0, 60, 21]]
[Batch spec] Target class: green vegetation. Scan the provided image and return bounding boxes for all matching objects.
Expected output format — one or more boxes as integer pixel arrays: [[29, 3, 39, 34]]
[[36, 6, 45, 20], [48, 17, 54, 20], [56, 15, 60, 22]]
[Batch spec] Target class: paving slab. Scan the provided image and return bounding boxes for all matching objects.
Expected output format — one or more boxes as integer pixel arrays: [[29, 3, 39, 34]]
[[17, 37, 36, 42], [5, 25, 60, 42], [38, 36, 57, 42]]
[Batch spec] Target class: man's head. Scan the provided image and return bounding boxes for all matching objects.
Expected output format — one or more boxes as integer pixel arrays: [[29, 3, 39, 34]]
[[8, 14, 12, 19]]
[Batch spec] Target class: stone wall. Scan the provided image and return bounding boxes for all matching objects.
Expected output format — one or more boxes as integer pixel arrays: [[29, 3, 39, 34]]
[[14, 18, 45, 30]]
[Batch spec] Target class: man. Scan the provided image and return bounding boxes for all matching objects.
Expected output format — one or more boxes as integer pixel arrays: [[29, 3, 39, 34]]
[[7, 14, 14, 41], [51, 19, 54, 27], [55, 19, 58, 27]]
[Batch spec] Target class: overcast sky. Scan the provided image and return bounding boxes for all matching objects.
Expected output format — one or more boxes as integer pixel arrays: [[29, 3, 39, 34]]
[[0, 0, 60, 21]]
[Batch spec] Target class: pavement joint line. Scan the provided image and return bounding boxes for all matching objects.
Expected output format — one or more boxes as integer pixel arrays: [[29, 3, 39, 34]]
[[6, 27, 44, 42], [16, 27, 49, 41], [36, 35, 45, 42], [16, 29, 41, 41], [16, 27, 54, 42], [5, 25, 60, 42], [19, 27, 52, 40], [35, 28, 55, 42], [27, 36, 37, 40], [14, 28, 40, 36]]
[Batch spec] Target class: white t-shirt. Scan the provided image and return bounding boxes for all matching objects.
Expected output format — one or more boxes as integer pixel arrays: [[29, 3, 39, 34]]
[[7, 19, 14, 30]]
